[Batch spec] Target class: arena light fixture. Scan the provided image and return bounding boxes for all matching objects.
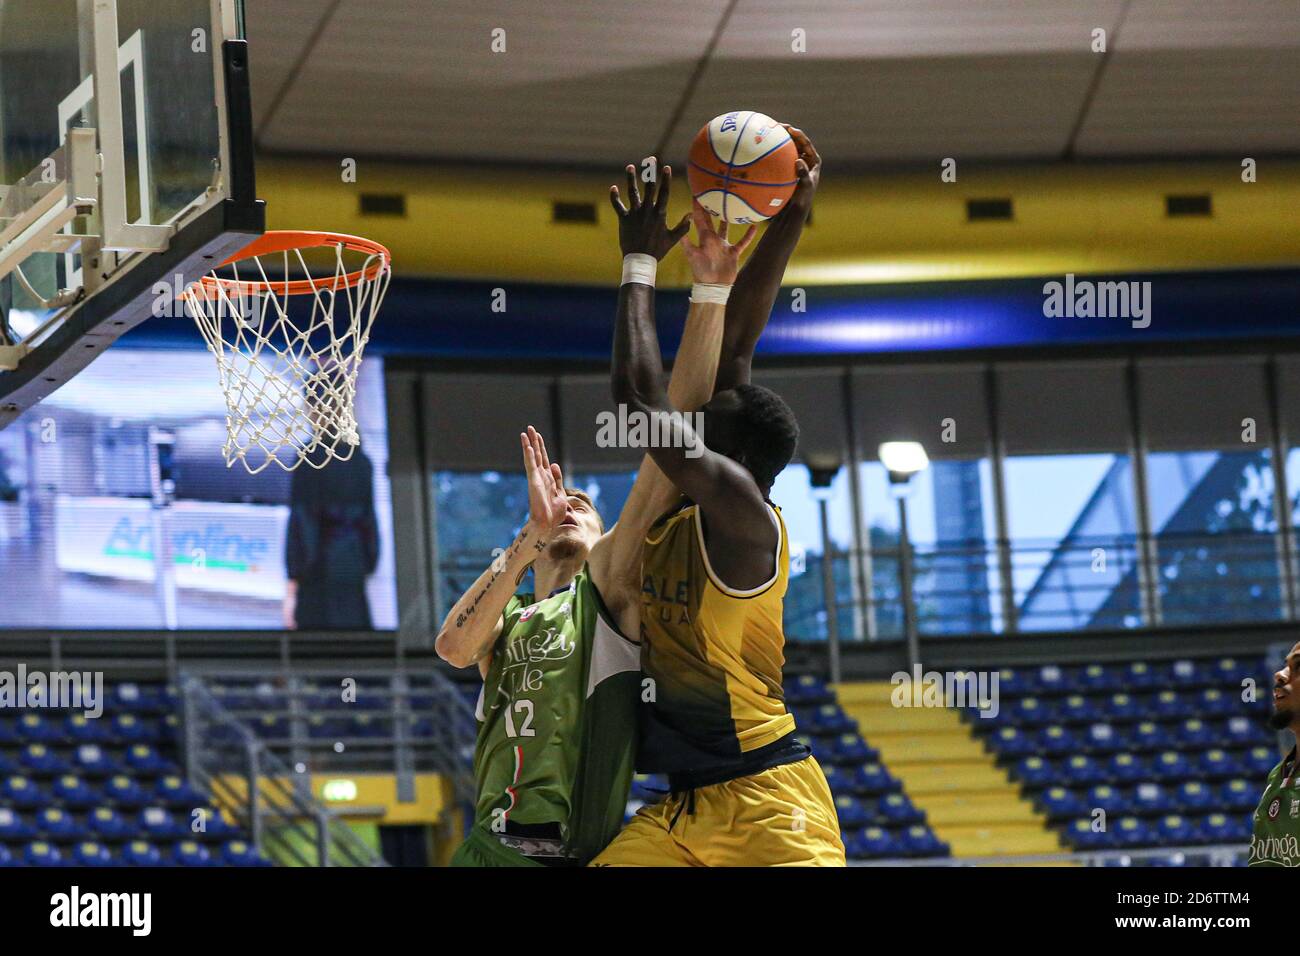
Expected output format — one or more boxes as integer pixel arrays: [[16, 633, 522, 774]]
[[878, 441, 930, 480]]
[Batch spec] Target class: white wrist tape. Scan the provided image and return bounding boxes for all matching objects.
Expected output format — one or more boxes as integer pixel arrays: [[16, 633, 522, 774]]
[[690, 282, 732, 305], [621, 253, 657, 287]]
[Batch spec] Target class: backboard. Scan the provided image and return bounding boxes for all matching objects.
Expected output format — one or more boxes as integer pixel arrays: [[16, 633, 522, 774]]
[[0, 0, 264, 428]]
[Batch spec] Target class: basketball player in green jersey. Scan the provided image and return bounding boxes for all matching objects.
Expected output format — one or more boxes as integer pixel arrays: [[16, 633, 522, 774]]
[[1249, 641, 1300, 866], [436, 163, 755, 866]]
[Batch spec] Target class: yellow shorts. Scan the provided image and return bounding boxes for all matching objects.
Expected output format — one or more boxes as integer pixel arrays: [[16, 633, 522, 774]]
[[590, 756, 845, 867]]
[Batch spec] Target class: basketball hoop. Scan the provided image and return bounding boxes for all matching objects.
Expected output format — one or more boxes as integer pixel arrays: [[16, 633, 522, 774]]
[[181, 230, 392, 473]]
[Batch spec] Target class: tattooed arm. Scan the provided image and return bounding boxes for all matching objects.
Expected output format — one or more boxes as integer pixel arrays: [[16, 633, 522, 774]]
[[435, 429, 567, 674]]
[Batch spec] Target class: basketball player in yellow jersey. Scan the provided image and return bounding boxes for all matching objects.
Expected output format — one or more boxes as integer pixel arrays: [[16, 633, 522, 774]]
[[593, 128, 845, 866]]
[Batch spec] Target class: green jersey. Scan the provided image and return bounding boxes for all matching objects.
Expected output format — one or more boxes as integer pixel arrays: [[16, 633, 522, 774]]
[[1248, 747, 1299, 867], [469, 567, 640, 863]]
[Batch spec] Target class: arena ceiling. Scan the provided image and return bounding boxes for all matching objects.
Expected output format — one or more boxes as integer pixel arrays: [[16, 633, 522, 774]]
[[246, 0, 1300, 168]]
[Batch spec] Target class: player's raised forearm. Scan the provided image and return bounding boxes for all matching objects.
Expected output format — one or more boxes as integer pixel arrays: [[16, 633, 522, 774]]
[[611, 281, 670, 415], [435, 523, 545, 668], [716, 208, 807, 391]]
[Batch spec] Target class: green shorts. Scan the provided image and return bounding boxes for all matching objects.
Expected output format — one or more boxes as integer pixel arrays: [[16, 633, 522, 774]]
[[449, 826, 544, 868]]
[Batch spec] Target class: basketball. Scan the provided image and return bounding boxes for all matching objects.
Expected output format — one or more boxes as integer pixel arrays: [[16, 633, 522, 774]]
[[687, 110, 800, 224]]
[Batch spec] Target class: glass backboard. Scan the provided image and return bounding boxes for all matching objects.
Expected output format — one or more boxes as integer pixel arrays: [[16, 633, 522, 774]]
[[0, 0, 263, 428]]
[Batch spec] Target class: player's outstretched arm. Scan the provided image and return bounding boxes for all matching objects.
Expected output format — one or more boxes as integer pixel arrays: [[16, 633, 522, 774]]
[[714, 126, 821, 393], [609, 166, 775, 590], [588, 192, 755, 619], [434, 428, 566, 671]]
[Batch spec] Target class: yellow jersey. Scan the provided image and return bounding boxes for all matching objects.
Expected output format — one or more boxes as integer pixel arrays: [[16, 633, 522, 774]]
[[637, 498, 796, 773]]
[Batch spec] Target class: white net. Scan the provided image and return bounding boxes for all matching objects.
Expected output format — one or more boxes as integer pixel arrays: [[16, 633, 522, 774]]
[[182, 233, 391, 473]]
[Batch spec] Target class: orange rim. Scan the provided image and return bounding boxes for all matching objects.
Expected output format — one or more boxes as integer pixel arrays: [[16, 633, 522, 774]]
[[183, 230, 391, 300]]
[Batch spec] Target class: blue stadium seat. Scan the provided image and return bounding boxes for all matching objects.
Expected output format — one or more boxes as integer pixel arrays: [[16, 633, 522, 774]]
[[0, 808, 36, 841], [18, 713, 60, 743], [833, 794, 870, 829], [64, 714, 110, 743], [1084, 723, 1122, 755], [1113, 816, 1151, 848], [1175, 781, 1216, 813], [71, 744, 119, 777], [787, 674, 832, 706], [853, 826, 900, 859], [154, 775, 207, 808], [1157, 814, 1194, 845], [1169, 659, 1201, 688], [1198, 688, 1236, 718], [121, 840, 163, 866], [996, 668, 1031, 696], [1224, 716, 1267, 746], [104, 774, 150, 806], [88, 806, 135, 840], [1128, 721, 1163, 751], [1246, 746, 1282, 775], [809, 704, 856, 735], [37, 807, 84, 839], [51, 774, 98, 808], [826, 734, 877, 765], [1122, 662, 1157, 690], [1175, 719, 1215, 749], [171, 840, 213, 866], [1105, 693, 1142, 721], [1035, 665, 1067, 695], [878, 793, 925, 826], [993, 727, 1036, 758], [820, 763, 852, 795], [629, 773, 665, 802], [1061, 754, 1106, 786], [899, 825, 947, 857], [123, 744, 173, 775], [138, 807, 183, 839], [20, 743, 68, 774], [1040, 787, 1087, 819], [1086, 785, 1130, 816], [1058, 695, 1101, 723], [1131, 783, 1174, 815], [1014, 755, 1055, 787], [0, 719, 17, 744], [1150, 750, 1192, 782], [0, 843, 10, 866], [1079, 664, 1118, 693], [23, 841, 63, 866], [853, 763, 899, 796], [219, 840, 268, 867], [1220, 778, 1260, 811], [2, 775, 44, 808], [1011, 696, 1050, 727], [1159, 691, 1190, 723], [1107, 749, 1149, 780], [1065, 818, 1107, 851], [71, 841, 114, 866], [112, 714, 157, 744], [1197, 748, 1242, 779], [1036, 725, 1078, 756], [1199, 813, 1238, 844]]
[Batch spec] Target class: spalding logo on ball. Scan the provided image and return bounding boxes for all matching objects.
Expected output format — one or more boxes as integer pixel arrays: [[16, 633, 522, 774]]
[[687, 111, 798, 224]]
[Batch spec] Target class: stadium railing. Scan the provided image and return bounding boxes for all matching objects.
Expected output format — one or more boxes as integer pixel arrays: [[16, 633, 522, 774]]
[[180, 674, 389, 867]]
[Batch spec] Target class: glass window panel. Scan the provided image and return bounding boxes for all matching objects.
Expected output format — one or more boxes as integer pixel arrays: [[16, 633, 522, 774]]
[[770, 466, 857, 642], [1146, 449, 1282, 625], [1004, 454, 1142, 631], [860, 459, 999, 637]]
